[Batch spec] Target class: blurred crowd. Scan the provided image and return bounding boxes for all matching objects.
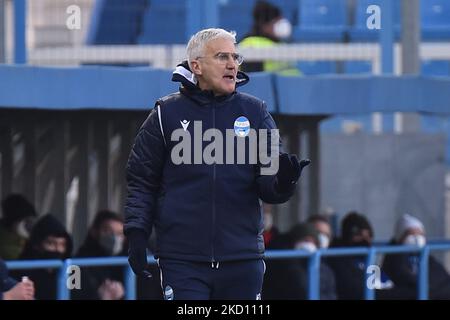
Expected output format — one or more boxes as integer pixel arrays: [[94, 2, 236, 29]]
[[0, 193, 162, 300], [1, 192, 450, 300]]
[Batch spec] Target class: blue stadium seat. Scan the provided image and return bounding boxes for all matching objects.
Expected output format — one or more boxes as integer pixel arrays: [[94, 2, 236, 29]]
[[421, 0, 450, 41], [293, 0, 348, 42], [421, 60, 450, 77], [343, 61, 372, 74], [349, 0, 401, 42], [137, 0, 186, 44], [240, 72, 276, 113], [297, 61, 337, 75], [87, 0, 148, 45]]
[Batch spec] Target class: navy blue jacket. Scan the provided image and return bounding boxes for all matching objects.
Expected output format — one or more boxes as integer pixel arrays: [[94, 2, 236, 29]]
[[124, 62, 295, 263]]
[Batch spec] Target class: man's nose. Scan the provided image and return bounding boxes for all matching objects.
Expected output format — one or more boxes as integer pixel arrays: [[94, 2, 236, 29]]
[[226, 60, 236, 69]]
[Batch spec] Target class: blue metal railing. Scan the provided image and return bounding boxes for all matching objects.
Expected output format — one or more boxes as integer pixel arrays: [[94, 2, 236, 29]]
[[6, 243, 450, 300], [265, 243, 450, 300]]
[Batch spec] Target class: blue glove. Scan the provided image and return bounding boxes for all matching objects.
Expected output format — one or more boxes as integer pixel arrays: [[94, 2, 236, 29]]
[[275, 153, 311, 193], [127, 229, 153, 279]]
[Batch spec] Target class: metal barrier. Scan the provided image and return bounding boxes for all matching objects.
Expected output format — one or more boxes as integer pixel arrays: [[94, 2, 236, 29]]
[[6, 243, 450, 300]]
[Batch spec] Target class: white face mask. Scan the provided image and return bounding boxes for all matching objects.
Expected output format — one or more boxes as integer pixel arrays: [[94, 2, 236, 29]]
[[403, 234, 426, 248], [295, 241, 317, 252], [273, 18, 292, 40], [318, 233, 330, 249]]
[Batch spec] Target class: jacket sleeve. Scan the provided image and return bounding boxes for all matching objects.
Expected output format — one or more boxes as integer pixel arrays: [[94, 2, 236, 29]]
[[124, 106, 166, 237], [255, 102, 296, 204]]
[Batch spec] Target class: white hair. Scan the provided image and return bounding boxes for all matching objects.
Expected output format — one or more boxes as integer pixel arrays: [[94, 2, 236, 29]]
[[186, 28, 237, 70]]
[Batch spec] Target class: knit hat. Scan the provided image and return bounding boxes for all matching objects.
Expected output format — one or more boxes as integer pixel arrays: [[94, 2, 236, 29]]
[[253, 0, 281, 26], [394, 214, 425, 242], [341, 212, 373, 242]]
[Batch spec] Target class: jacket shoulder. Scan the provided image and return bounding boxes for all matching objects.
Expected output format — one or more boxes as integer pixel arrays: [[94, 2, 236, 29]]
[[155, 92, 184, 108]]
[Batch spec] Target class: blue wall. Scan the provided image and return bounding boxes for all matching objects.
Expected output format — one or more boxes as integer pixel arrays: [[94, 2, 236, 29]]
[[1, 65, 450, 116]]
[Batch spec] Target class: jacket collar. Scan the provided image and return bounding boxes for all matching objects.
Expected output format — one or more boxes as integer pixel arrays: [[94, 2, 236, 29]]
[[171, 60, 249, 105]]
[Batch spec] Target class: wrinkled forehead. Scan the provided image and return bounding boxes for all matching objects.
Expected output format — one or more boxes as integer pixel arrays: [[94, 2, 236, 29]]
[[204, 37, 236, 55]]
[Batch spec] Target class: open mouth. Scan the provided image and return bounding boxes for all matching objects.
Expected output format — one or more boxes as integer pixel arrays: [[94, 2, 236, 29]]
[[223, 75, 235, 80]]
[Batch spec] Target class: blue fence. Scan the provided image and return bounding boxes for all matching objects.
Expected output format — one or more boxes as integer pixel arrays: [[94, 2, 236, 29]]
[[6, 243, 450, 300]]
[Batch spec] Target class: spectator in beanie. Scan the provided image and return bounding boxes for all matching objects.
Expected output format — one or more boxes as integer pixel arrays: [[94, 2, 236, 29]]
[[328, 212, 400, 300], [14, 214, 72, 300], [383, 214, 450, 299]]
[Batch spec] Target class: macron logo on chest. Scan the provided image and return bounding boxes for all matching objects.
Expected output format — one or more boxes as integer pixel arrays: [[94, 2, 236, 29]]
[[180, 120, 190, 131]]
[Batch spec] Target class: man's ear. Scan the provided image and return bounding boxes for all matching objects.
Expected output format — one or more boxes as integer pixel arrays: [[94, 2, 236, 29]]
[[190, 60, 202, 76]]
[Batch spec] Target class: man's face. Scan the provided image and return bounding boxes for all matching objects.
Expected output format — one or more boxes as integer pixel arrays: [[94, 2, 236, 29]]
[[191, 38, 239, 96]]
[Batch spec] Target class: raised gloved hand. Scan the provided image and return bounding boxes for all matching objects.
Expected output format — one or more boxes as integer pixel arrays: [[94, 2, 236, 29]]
[[275, 153, 311, 193], [127, 229, 153, 279]]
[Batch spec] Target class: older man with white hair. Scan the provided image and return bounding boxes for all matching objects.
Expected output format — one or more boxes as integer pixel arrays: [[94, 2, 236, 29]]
[[124, 28, 310, 300]]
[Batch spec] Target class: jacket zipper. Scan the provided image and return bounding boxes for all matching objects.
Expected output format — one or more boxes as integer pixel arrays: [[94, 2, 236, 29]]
[[211, 102, 217, 267]]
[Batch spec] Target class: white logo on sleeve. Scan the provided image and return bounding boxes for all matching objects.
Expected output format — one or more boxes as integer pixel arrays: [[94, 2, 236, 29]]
[[164, 285, 174, 300], [180, 120, 190, 131]]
